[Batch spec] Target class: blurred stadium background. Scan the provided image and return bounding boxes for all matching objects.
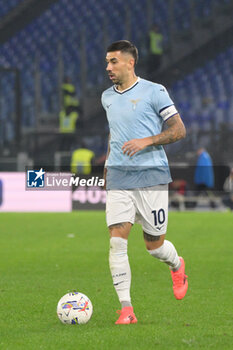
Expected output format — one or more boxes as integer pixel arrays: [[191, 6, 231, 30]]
[[0, 3, 233, 348], [0, 0, 233, 211]]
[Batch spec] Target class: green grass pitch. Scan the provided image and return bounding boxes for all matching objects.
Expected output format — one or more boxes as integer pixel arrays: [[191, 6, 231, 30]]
[[0, 211, 232, 350]]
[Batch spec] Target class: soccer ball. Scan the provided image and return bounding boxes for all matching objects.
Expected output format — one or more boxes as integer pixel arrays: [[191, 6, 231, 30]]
[[57, 292, 93, 325]]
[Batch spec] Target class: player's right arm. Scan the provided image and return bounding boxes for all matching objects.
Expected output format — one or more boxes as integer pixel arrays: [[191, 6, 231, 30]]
[[103, 133, 111, 189], [101, 91, 110, 189]]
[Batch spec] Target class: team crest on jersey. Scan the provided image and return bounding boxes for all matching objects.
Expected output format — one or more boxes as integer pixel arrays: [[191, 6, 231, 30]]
[[130, 99, 141, 110]]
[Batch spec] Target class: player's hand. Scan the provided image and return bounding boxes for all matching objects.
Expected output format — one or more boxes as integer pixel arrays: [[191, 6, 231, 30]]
[[122, 138, 151, 157]]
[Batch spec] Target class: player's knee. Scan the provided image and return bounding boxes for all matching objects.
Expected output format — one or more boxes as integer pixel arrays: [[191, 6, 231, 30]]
[[143, 231, 165, 250], [108, 222, 132, 239]]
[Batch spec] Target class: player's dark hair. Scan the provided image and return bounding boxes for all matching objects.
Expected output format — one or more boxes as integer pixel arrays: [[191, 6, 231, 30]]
[[107, 40, 138, 66]]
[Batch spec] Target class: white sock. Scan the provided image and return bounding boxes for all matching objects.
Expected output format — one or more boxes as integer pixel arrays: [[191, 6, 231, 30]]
[[109, 237, 131, 304], [148, 240, 181, 271]]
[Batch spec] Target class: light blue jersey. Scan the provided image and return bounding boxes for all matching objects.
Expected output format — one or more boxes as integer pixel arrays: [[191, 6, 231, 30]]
[[101, 78, 178, 190]]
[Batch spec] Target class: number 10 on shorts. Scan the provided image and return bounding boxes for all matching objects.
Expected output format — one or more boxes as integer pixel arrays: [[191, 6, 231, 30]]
[[151, 209, 165, 226]]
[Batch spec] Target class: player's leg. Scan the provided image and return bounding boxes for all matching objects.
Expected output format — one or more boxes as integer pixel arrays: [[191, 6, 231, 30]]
[[106, 190, 137, 324], [144, 231, 188, 299], [143, 231, 181, 271], [135, 185, 188, 299], [108, 221, 132, 308]]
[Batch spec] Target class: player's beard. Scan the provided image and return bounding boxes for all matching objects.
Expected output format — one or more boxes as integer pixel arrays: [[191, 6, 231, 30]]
[[108, 72, 123, 86], [112, 76, 123, 87], [110, 75, 119, 84]]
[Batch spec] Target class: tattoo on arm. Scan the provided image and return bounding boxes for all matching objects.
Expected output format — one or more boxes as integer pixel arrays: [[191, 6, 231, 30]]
[[151, 114, 186, 146], [143, 231, 161, 242]]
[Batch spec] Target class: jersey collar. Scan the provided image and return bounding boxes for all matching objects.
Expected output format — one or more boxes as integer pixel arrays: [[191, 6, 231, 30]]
[[114, 77, 140, 94]]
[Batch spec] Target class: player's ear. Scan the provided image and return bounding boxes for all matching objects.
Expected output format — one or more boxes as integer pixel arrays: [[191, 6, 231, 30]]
[[128, 57, 135, 69]]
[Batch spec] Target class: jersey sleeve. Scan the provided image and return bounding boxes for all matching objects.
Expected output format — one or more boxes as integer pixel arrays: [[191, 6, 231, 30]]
[[101, 92, 106, 111], [153, 84, 178, 122]]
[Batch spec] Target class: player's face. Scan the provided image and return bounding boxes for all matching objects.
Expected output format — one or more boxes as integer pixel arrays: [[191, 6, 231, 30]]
[[106, 51, 134, 86]]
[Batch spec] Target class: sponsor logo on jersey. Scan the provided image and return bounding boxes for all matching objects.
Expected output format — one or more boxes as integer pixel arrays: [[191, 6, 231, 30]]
[[130, 98, 141, 110]]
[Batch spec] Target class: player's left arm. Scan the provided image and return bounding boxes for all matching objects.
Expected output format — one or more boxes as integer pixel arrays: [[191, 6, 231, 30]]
[[122, 113, 186, 157], [150, 113, 186, 146]]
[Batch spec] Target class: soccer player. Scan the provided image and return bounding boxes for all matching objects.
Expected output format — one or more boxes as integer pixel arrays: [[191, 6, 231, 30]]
[[101, 40, 188, 325]]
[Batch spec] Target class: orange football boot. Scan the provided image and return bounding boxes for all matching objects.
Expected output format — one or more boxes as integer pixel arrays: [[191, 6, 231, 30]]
[[171, 257, 188, 300], [115, 306, 138, 325]]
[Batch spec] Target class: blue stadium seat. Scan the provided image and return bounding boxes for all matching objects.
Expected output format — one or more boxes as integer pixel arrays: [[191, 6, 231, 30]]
[[195, 0, 213, 18], [173, 0, 191, 32], [170, 45, 233, 142], [0, 0, 24, 19], [0, 0, 232, 146]]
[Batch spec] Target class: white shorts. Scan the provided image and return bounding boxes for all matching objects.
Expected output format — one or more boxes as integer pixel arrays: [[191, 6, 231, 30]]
[[106, 184, 168, 236]]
